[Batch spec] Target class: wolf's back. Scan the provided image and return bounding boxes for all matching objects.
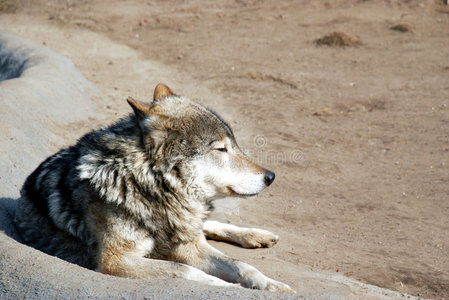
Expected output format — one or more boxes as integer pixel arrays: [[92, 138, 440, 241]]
[[15, 144, 96, 268]]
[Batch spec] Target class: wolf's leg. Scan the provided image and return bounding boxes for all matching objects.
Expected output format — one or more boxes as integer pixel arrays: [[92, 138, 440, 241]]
[[169, 235, 295, 293], [90, 205, 237, 288], [97, 237, 236, 288], [203, 220, 279, 248]]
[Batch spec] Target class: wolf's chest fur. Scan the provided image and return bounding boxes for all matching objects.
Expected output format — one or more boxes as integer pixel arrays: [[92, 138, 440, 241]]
[[77, 117, 208, 244]]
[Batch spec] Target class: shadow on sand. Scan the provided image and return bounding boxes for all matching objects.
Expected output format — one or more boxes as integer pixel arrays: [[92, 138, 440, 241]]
[[0, 197, 22, 242]]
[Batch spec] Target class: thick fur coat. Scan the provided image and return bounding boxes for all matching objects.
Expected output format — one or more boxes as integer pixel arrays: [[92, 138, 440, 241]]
[[15, 84, 294, 293]]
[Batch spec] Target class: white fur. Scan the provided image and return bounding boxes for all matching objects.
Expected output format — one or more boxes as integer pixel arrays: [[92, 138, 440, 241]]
[[135, 238, 155, 257]]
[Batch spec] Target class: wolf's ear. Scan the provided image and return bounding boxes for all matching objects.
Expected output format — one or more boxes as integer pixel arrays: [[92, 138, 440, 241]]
[[127, 97, 152, 121], [153, 83, 174, 101]]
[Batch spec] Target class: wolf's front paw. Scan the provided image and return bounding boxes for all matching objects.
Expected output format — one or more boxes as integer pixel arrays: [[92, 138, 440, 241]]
[[265, 279, 296, 293], [239, 228, 279, 248]]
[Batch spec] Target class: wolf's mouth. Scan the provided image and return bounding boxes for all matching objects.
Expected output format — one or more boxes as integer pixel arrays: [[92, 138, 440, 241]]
[[228, 187, 258, 198]]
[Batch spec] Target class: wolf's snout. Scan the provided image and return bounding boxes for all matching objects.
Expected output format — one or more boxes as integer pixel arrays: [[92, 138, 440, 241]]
[[264, 171, 275, 186]]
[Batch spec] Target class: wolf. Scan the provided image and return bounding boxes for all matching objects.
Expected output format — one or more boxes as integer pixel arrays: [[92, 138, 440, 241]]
[[15, 83, 294, 293]]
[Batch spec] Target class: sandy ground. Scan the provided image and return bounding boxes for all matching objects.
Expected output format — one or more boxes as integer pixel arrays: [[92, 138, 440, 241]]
[[1, 0, 449, 298], [0, 24, 412, 300]]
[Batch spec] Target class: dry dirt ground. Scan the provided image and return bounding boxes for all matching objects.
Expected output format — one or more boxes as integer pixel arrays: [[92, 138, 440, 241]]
[[2, 0, 449, 298]]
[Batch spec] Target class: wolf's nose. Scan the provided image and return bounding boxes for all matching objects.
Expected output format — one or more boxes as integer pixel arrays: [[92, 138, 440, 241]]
[[264, 171, 275, 186]]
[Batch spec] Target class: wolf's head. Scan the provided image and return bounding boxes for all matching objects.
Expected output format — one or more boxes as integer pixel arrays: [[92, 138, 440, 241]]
[[127, 84, 275, 202]]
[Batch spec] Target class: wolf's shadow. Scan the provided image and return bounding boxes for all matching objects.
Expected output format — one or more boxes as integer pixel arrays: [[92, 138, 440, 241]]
[[0, 197, 22, 242]]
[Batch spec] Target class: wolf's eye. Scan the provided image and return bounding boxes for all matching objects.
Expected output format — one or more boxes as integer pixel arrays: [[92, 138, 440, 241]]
[[215, 147, 227, 153]]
